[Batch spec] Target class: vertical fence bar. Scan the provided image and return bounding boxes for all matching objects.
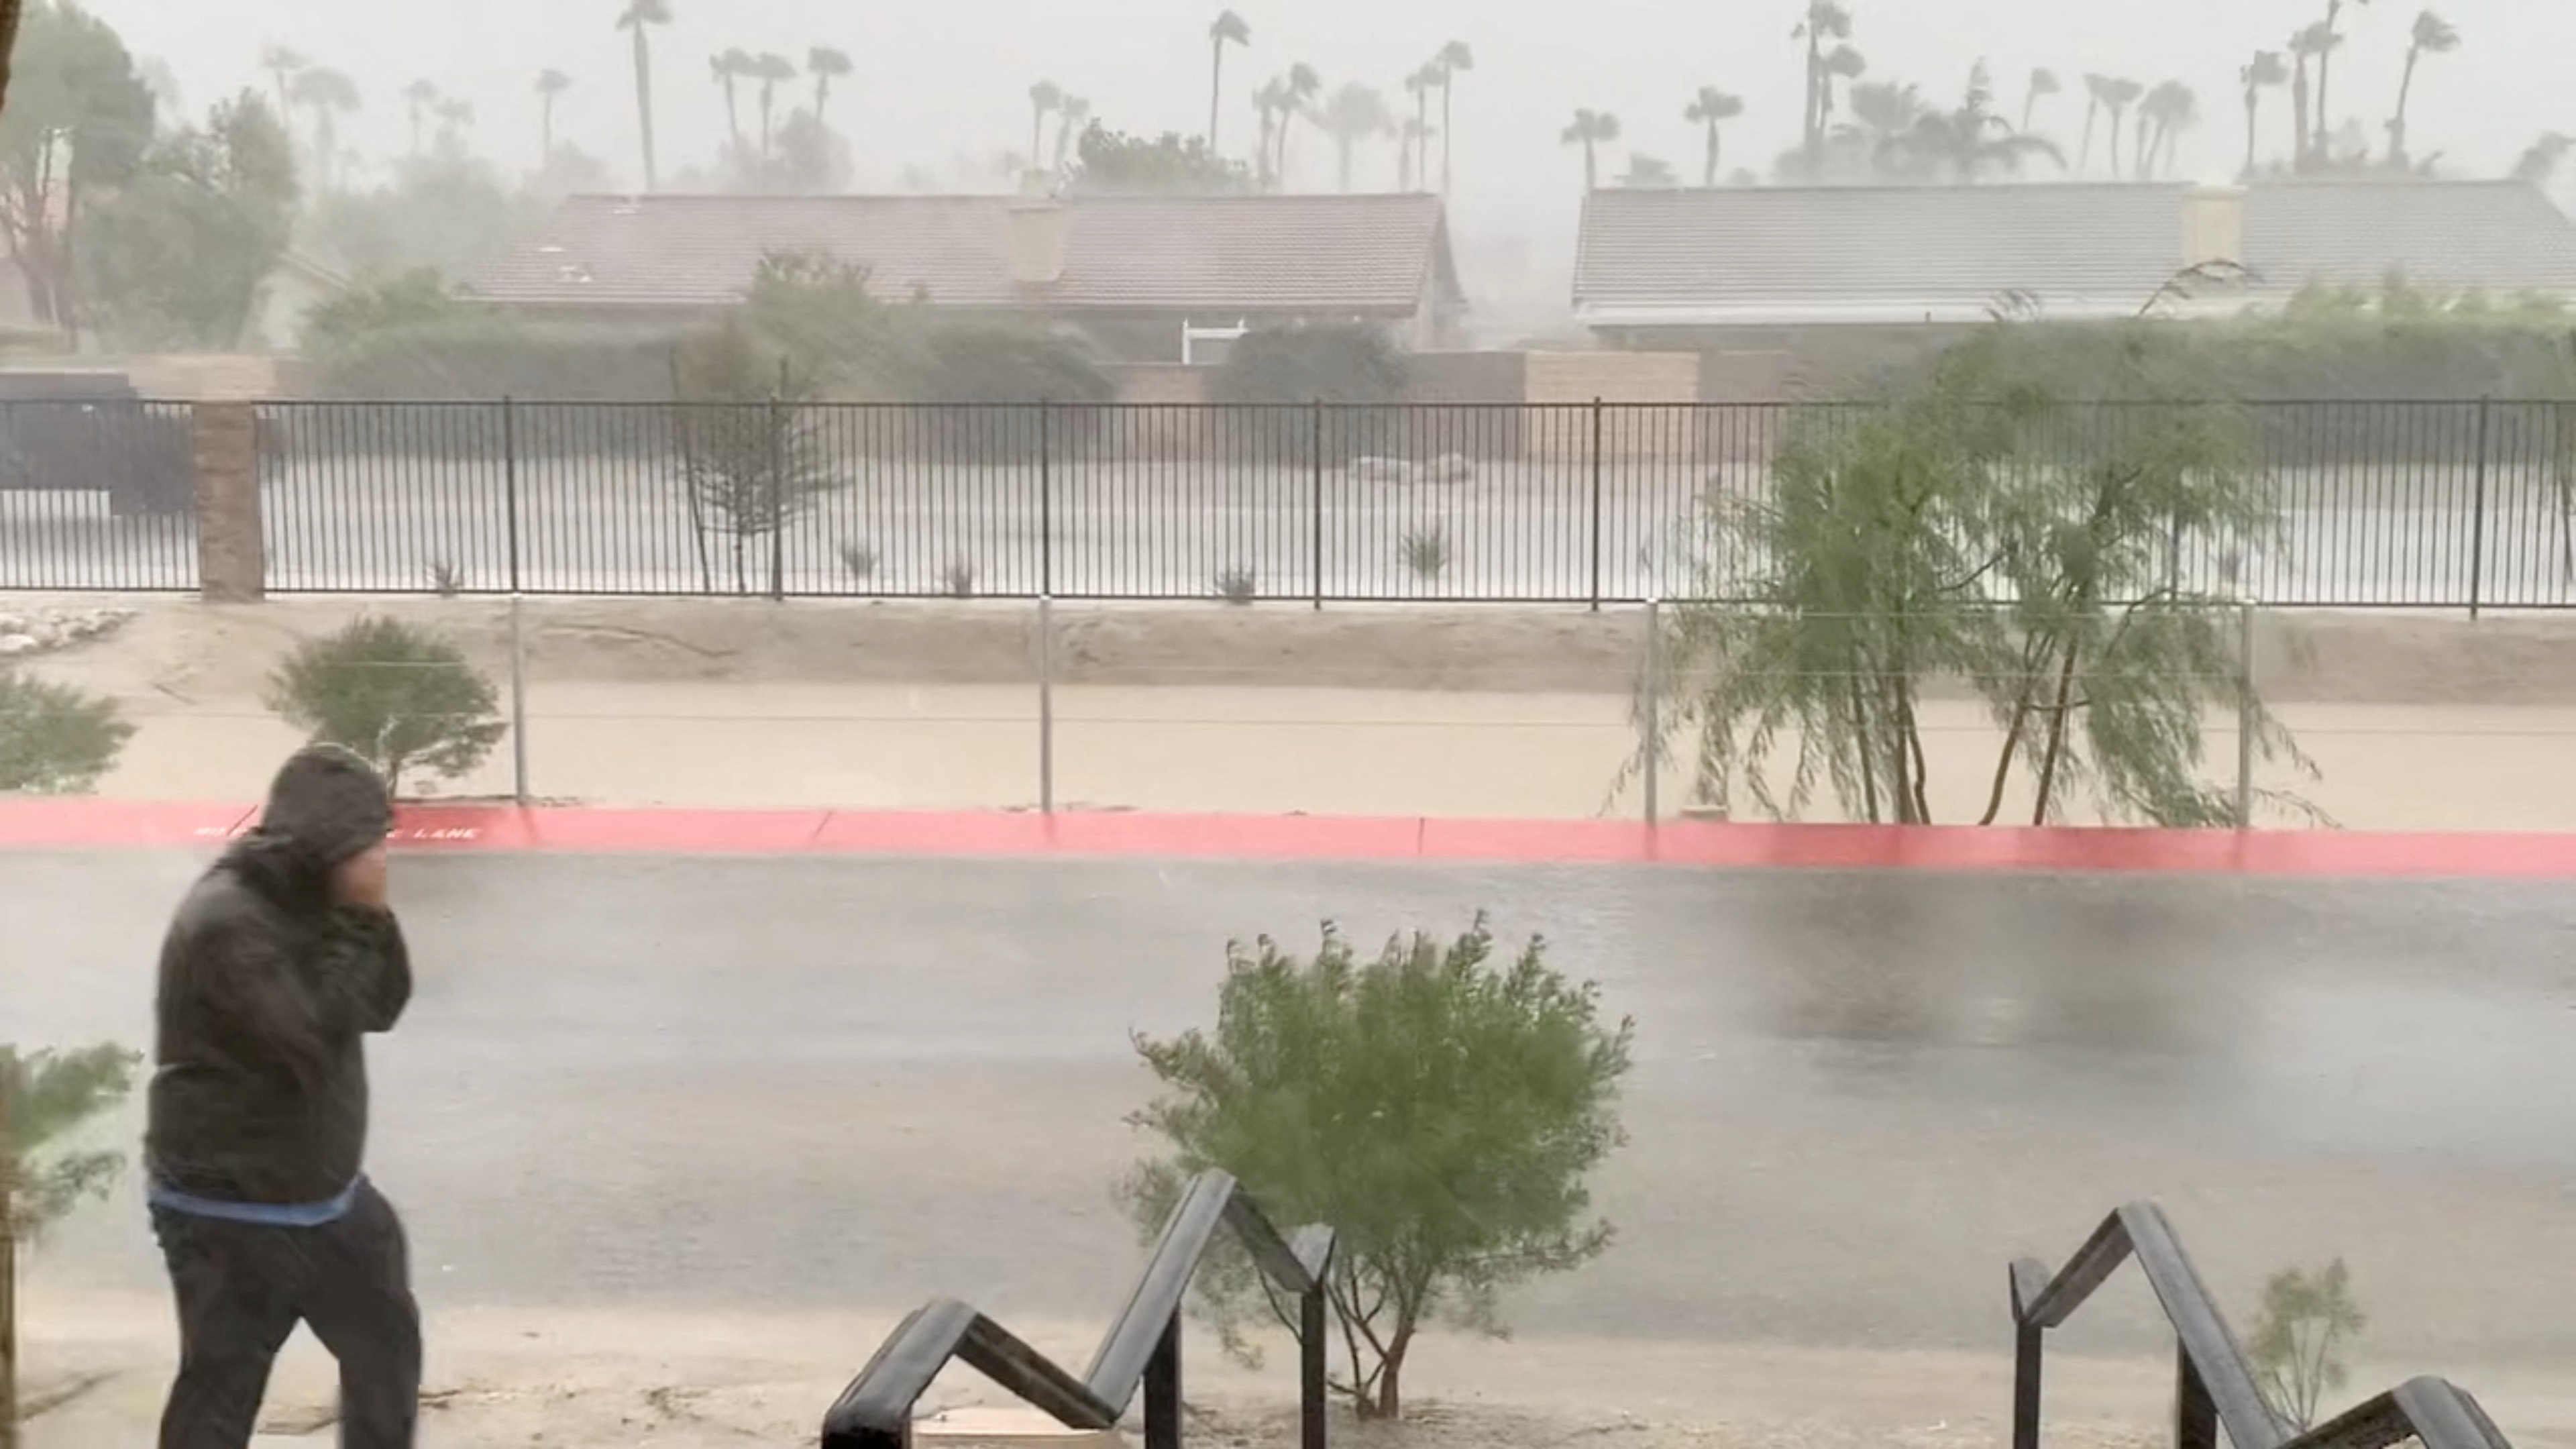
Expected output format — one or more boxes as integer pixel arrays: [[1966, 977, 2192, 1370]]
[[1039, 401, 1055, 599], [2235, 598, 2257, 830], [2468, 395, 2491, 620], [1642, 594, 1662, 825], [1142, 1312, 1183, 1449], [1299, 1283, 1328, 1449], [2174, 1346, 2218, 1449], [768, 387, 788, 601], [2010, 1322, 2044, 1449], [502, 397, 524, 594], [508, 593, 531, 805], [1588, 396, 1605, 610], [1038, 592, 1056, 814], [1309, 400, 1326, 610]]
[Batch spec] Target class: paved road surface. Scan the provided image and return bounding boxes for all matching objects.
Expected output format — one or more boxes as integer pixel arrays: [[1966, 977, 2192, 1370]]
[[9, 850, 2574, 1364]]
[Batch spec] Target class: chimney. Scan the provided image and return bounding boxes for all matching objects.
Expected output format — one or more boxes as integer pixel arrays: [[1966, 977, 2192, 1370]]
[[1006, 200, 1069, 288], [2179, 182, 2245, 270]]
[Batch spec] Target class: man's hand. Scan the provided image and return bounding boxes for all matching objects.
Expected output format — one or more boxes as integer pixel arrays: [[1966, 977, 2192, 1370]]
[[332, 841, 390, 910]]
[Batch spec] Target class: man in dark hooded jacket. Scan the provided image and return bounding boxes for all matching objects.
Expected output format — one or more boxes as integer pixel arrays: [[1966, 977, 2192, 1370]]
[[145, 744, 419, 1449]]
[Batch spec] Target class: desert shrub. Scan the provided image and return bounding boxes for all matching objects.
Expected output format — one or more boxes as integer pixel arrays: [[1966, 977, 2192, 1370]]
[[264, 616, 506, 797], [668, 320, 845, 594], [897, 323, 1116, 461], [1210, 323, 1412, 464], [1214, 567, 1258, 604], [1400, 524, 1452, 584], [2248, 1258, 2366, 1430], [0, 672, 136, 795], [1124, 916, 1633, 1419], [2, 1041, 143, 1430]]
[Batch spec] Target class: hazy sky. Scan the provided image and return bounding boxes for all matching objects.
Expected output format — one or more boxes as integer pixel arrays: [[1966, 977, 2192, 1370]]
[[86, 0, 2570, 256]]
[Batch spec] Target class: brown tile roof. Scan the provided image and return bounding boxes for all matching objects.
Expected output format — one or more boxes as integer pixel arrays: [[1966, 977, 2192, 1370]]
[[1574, 180, 2576, 325], [471, 193, 1460, 315]]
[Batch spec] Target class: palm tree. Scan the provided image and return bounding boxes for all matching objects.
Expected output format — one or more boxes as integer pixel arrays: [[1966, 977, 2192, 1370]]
[[809, 46, 854, 129], [616, 0, 674, 191], [1619, 154, 1678, 188], [1835, 79, 1927, 174], [1561, 107, 1621, 191], [1208, 9, 1251, 152], [2098, 76, 2145, 176], [536, 70, 573, 159], [1794, 1, 1855, 174], [1403, 64, 1441, 191], [402, 78, 440, 156], [1028, 80, 1063, 173], [2385, 9, 2457, 168], [712, 48, 753, 152], [2313, 0, 2368, 166], [290, 66, 362, 190], [2239, 50, 2288, 176], [1319, 82, 1395, 191], [1893, 62, 2063, 181], [2022, 67, 2060, 133], [1253, 77, 1290, 188], [2135, 80, 2198, 177], [1053, 95, 1092, 175], [1433, 40, 1473, 193], [2512, 131, 2572, 185], [2078, 72, 2109, 171], [1277, 62, 1322, 180], [1817, 45, 1868, 142], [260, 44, 308, 123], [1398, 117, 1433, 191], [2288, 22, 2332, 167], [1686, 86, 1746, 185], [751, 52, 797, 159]]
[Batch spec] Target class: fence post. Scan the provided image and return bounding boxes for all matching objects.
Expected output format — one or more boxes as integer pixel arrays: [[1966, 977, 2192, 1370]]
[[1039, 400, 1055, 599], [1588, 396, 1606, 610], [2174, 1346, 2218, 1449], [509, 593, 532, 806], [767, 383, 788, 602], [501, 396, 523, 595], [1037, 592, 1056, 814], [1298, 1281, 1328, 1449], [2010, 1321, 2044, 1449], [1142, 1313, 1182, 1449], [1310, 399, 1326, 610], [1642, 594, 1662, 826], [2235, 598, 2257, 830], [2469, 395, 2492, 620]]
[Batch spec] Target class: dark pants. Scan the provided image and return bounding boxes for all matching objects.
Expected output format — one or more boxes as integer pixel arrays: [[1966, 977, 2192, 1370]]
[[152, 1180, 421, 1449]]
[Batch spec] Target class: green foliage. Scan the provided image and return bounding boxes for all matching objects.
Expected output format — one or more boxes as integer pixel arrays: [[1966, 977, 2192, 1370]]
[[262, 616, 506, 797], [1, 1042, 140, 1238], [1212, 323, 1413, 464], [299, 267, 468, 358], [668, 320, 845, 592], [0, 0, 158, 330], [1124, 916, 1633, 1419], [1652, 322, 2319, 826], [1071, 123, 1254, 195], [303, 151, 547, 283], [741, 250, 899, 392], [81, 90, 299, 349], [0, 671, 133, 795], [2247, 1259, 2366, 1430]]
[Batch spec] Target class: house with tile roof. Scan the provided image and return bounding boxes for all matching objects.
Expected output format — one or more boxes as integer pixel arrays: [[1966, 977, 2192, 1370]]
[[469, 192, 1468, 364], [1573, 179, 2576, 347]]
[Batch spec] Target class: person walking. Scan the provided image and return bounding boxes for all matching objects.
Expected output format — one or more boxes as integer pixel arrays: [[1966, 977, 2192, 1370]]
[[144, 745, 419, 1448]]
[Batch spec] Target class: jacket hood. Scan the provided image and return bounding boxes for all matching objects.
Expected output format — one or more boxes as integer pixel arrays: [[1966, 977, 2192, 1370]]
[[256, 745, 391, 868]]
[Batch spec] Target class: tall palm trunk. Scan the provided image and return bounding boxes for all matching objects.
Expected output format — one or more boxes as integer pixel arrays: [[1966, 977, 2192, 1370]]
[[2243, 89, 2260, 176], [2290, 57, 2311, 166], [1801, 34, 1823, 174], [759, 84, 776, 160], [1703, 118, 1721, 186], [1582, 138, 1599, 191], [1335, 135, 1354, 192], [541, 95, 556, 159], [1207, 40, 1226, 150], [2078, 101, 2098, 171], [721, 77, 742, 152], [2387, 46, 2420, 166], [1440, 80, 1457, 192], [632, 28, 661, 191], [2313, 3, 2338, 165], [1029, 105, 1045, 171]]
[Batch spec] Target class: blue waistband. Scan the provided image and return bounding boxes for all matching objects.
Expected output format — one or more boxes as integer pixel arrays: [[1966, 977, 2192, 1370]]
[[148, 1175, 364, 1227]]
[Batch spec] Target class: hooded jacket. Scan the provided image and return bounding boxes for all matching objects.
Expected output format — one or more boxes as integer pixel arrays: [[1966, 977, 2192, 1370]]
[[146, 745, 413, 1207]]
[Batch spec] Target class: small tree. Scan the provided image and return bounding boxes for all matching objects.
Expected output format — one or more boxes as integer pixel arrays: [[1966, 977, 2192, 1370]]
[[0, 674, 135, 796], [1212, 323, 1411, 465], [1125, 916, 1633, 1420], [2, 1044, 142, 1449], [264, 616, 505, 796], [669, 319, 844, 594], [2247, 1259, 2366, 1430]]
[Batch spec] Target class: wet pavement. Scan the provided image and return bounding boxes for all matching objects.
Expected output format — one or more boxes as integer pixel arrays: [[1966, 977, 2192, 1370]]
[[8, 849, 2573, 1365]]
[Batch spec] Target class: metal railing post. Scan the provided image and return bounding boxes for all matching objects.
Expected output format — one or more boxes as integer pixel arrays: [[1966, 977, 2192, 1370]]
[[1310, 400, 1326, 610], [767, 388, 788, 602], [1038, 593, 1056, 814], [1588, 396, 1605, 610], [1642, 594, 1662, 825], [2011, 1322, 2045, 1449], [501, 396, 523, 595], [2235, 598, 2257, 830], [508, 593, 531, 805], [1142, 1313, 1182, 1449], [2468, 396, 2491, 620], [2175, 1344, 2218, 1449], [1299, 1282, 1328, 1449], [1039, 401, 1055, 599]]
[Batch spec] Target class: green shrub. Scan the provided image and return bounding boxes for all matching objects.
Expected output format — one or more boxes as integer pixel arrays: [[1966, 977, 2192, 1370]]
[[1124, 916, 1633, 1419], [1211, 323, 1412, 464], [2248, 1259, 2367, 1431], [263, 616, 506, 797], [0, 672, 136, 795]]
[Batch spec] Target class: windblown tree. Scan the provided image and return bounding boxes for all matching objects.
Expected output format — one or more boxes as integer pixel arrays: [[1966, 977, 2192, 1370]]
[[2288, 23, 2330, 164], [83, 89, 299, 348], [0, 0, 156, 333], [2, 1042, 143, 1449], [1051, 95, 1092, 176], [2383, 9, 2457, 170], [2078, 72, 2108, 171], [1319, 81, 1393, 192], [2098, 75, 2145, 176], [1027, 79, 1063, 174], [1402, 63, 1439, 192], [1617, 152, 1676, 188], [1562, 107, 1619, 192], [2239, 51, 2288, 176], [432, 97, 473, 154], [1686, 86, 1745, 185], [808, 45, 853, 129], [2022, 66, 2059, 132], [1794, 0, 1856, 175], [751, 51, 796, 160], [2310, 0, 2367, 167], [1252, 76, 1289, 188], [1274, 61, 1320, 182], [2135, 80, 2198, 177], [616, 0, 673, 191], [1398, 115, 1432, 191], [1207, 9, 1250, 152], [710, 47, 752, 154], [258, 44, 306, 123], [290, 66, 360, 191], [1432, 40, 1472, 193], [1889, 63, 2063, 181], [401, 78, 437, 155], [535, 69, 572, 160], [2511, 131, 2571, 184]]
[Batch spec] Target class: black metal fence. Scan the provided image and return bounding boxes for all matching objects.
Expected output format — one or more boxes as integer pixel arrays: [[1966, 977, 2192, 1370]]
[[3, 398, 2572, 608]]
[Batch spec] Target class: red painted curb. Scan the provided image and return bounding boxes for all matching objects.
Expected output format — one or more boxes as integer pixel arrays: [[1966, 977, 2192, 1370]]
[[0, 800, 2571, 877]]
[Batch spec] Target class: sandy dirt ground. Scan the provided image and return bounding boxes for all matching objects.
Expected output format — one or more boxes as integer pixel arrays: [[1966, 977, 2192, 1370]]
[[10, 595, 2576, 826]]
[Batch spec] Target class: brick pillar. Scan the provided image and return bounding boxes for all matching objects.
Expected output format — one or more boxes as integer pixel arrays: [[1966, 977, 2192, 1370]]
[[192, 402, 265, 602]]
